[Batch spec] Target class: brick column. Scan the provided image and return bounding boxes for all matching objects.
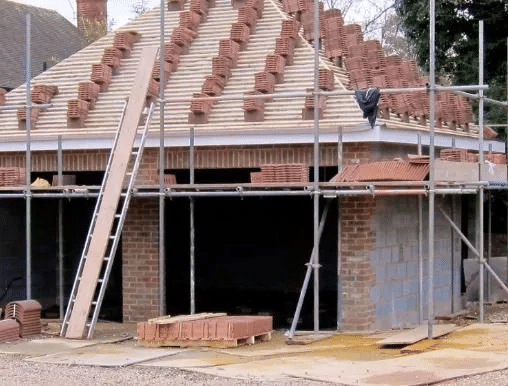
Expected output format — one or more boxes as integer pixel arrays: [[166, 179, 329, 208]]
[[340, 196, 376, 331], [122, 198, 160, 322]]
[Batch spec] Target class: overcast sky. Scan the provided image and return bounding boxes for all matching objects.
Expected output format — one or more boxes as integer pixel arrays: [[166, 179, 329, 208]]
[[11, 0, 161, 28]]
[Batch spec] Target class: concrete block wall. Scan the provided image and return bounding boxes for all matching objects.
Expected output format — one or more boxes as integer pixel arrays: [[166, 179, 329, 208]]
[[122, 198, 160, 322], [369, 196, 462, 330]]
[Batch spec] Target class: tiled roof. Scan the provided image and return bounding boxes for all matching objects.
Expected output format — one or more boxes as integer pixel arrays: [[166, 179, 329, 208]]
[[0, 0, 481, 145], [0, 0, 84, 90]]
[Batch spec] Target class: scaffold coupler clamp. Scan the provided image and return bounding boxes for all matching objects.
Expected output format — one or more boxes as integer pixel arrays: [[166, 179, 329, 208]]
[[305, 262, 322, 269]]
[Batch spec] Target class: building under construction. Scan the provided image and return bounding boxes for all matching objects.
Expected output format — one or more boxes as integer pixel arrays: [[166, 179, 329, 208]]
[[0, 0, 506, 338]]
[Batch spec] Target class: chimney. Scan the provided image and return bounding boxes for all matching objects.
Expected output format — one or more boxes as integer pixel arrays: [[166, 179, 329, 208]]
[[76, 0, 108, 33]]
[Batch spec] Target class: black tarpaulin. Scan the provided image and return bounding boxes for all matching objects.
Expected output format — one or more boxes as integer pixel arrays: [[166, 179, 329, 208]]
[[354, 87, 381, 128]]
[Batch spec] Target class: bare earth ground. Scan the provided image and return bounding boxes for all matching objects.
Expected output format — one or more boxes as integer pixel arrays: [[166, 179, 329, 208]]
[[3, 303, 508, 385]]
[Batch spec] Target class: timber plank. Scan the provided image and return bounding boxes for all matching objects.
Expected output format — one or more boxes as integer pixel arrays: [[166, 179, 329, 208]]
[[65, 47, 158, 339]]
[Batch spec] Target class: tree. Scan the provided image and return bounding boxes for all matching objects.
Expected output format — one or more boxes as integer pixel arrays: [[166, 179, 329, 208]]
[[395, 0, 508, 127], [131, 0, 150, 17]]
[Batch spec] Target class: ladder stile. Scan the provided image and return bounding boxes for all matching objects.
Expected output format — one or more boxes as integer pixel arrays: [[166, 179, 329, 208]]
[[59, 99, 130, 338], [87, 101, 156, 338], [61, 47, 158, 339]]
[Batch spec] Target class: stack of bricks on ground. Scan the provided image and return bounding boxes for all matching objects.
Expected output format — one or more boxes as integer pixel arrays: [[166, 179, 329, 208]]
[[0, 300, 42, 343], [137, 313, 273, 348]]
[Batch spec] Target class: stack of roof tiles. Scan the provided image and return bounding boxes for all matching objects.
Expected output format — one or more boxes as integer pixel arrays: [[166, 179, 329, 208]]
[[0, 88, 6, 105], [439, 148, 506, 165], [0, 167, 26, 187], [0, 319, 20, 343], [68, 31, 139, 128], [164, 173, 177, 185], [17, 85, 59, 130], [302, 68, 334, 119], [192, 0, 262, 123], [243, 15, 298, 122], [4, 300, 41, 337], [321, 9, 474, 129], [251, 163, 309, 183], [137, 314, 273, 348], [331, 160, 429, 183]]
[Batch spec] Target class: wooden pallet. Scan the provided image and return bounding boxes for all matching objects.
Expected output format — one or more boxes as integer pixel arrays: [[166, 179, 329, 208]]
[[138, 331, 272, 348]]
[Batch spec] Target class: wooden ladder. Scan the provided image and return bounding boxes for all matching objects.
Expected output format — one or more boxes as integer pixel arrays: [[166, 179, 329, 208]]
[[61, 47, 158, 339]]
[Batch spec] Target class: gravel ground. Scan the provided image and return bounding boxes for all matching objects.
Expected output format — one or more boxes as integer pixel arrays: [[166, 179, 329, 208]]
[[0, 353, 336, 386]]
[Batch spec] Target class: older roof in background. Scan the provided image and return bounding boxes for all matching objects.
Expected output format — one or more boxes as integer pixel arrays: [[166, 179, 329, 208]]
[[0, 0, 84, 90]]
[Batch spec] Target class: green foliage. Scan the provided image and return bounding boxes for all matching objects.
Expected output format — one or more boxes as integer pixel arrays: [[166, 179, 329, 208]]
[[395, 0, 508, 129]]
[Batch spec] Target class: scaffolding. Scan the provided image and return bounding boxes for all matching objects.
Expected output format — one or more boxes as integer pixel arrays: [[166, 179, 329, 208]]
[[3, 0, 508, 338]]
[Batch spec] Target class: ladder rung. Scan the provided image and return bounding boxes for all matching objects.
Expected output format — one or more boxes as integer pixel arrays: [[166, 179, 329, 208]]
[[104, 257, 110, 261], [115, 214, 121, 218], [132, 150, 139, 155], [91, 301, 97, 305], [98, 279, 104, 283]]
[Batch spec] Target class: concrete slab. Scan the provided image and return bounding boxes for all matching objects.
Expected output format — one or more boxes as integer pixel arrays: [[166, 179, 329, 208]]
[[377, 324, 457, 346], [140, 350, 250, 368], [183, 349, 508, 385], [25, 340, 183, 367], [285, 349, 508, 385], [0, 338, 98, 356]]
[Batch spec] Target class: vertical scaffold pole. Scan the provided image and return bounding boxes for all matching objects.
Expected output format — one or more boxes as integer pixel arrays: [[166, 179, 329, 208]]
[[312, 0, 321, 334], [190, 127, 196, 315], [25, 13, 32, 300], [479, 20, 485, 323], [417, 134, 424, 324], [58, 136, 64, 319], [428, 0, 436, 339], [159, 0, 167, 316]]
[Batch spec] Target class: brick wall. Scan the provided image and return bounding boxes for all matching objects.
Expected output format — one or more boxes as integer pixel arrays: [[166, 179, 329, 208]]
[[0, 143, 372, 184], [122, 198, 160, 322], [340, 196, 376, 331]]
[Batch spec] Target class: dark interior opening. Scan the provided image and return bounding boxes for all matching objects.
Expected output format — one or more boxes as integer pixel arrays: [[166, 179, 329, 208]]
[[0, 170, 122, 321], [165, 168, 339, 330]]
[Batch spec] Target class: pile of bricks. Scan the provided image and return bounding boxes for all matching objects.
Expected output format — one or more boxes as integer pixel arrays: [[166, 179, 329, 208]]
[[0, 88, 6, 105], [190, 1, 260, 124], [101, 47, 123, 74], [300, 0, 324, 42], [16, 108, 41, 130], [164, 173, 177, 185], [0, 167, 25, 187], [164, 42, 183, 71], [4, 300, 41, 337], [439, 148, 507, 165], [323, 10, 346, 66], [319, 9, 476, 128], [331, 160, 429, 182], [0, 319, 20, 343], [67, 99, 90, 128], [78, 82, 101, 109], [243, 15, 296, 122], [137, 314, 273, 348], [251, 163, 309, 183], [31, 85, 59, 104], [113, 31, 139, 58], [68, 30, 140, 128], [168, 0, 186, 11], [17, 85, 58, 130], [301, 68, 333, 120], [439, 148, 470, 162]]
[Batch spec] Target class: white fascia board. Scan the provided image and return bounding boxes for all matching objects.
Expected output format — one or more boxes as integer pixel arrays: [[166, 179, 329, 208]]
[[0, 124, 503, 152]]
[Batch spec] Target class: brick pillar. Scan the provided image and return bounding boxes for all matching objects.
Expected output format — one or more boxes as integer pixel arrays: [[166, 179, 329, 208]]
[[340, 196, 376, 331], [122, 198, 160, 322]]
